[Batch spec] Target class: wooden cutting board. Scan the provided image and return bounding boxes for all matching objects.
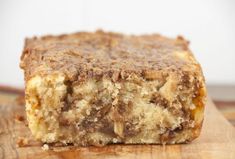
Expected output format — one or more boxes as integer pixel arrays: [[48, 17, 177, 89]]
[[0, 94, 235, 159]]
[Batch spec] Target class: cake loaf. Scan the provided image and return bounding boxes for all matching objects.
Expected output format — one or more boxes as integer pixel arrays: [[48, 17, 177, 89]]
[[20, 30, 206, 146]]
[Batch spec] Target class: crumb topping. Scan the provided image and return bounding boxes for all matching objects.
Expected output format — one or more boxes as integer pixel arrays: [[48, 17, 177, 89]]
[[20, 30, 203, 84]]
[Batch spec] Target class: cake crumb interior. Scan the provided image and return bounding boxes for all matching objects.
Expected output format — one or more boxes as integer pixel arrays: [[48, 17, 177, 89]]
[[26, 72, 204, 146]]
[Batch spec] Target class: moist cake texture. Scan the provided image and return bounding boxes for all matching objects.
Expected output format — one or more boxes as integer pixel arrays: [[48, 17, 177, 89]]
[[20, 30, 206, 146]]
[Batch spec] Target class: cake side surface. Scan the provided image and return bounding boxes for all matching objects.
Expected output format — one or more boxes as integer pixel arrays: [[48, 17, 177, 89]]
[[21, 30, 206, 146]]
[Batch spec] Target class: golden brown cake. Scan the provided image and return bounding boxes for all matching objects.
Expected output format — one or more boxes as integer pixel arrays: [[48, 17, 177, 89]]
[[20, 30, 206, 146]]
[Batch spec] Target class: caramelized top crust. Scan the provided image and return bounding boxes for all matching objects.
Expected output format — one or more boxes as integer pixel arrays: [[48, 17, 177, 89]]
[[20, 30, 203, 82]]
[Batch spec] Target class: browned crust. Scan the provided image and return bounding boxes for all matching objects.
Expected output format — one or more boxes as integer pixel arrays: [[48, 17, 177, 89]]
[[20, 30, 203, 85]]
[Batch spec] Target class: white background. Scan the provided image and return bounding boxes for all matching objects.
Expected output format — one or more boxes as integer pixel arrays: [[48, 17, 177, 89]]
[[1, 0, 235, 88]]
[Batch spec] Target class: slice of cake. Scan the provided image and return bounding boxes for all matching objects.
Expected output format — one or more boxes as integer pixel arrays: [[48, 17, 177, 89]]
[[20, 30, 206, 146]]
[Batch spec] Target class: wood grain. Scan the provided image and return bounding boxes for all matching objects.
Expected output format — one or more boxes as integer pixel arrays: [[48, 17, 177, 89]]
[[0, 95, 235, 159], [214, 101, 235, 127]]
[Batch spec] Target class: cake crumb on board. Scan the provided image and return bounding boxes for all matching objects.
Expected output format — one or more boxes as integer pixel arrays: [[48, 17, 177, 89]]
[[42, 144, 50, 150]]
